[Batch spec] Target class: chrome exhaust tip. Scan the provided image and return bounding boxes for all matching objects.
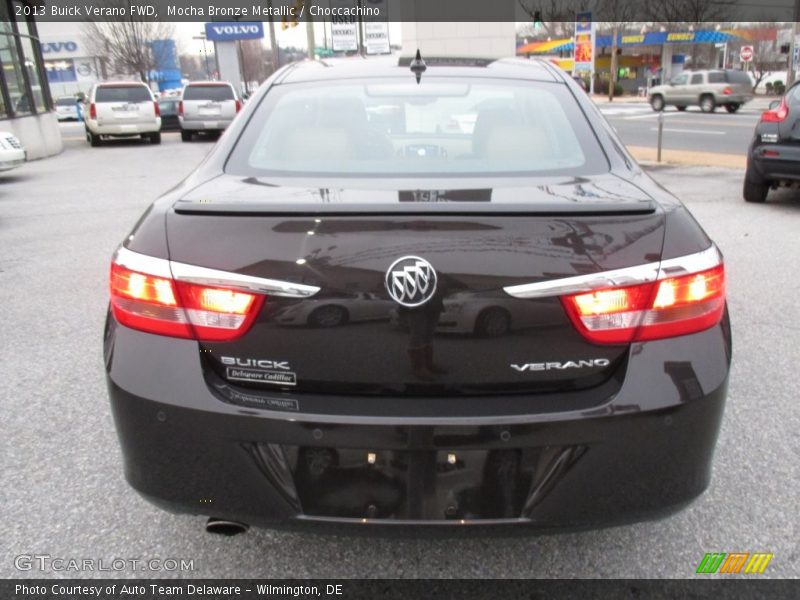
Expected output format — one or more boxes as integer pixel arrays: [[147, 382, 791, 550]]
[[205, 517, 249, 536]]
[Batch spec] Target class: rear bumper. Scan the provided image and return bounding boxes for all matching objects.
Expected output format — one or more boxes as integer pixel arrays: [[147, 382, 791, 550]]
[[105, 314, 731, 532], [179, 116, 233, 131], [87, 119, 161, 136], [748, 143, 800, 181]]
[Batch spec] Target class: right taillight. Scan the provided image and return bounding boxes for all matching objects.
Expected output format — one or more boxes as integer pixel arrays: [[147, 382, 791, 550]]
[[562, 264, 725, 344], [110, 262, 263, 341], [761, 98, 788, 123], [89, 102, 97, 120]]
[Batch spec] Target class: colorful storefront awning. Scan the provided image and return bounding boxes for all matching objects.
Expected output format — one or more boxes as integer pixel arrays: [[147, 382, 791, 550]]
[[517, 29, 769, 55]]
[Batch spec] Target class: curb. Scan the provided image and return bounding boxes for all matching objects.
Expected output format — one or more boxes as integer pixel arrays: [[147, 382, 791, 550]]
[[627, 146, 746, 170]]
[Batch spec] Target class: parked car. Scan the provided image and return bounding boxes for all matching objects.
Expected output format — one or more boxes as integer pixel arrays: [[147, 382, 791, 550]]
[[744, 82, 800, 202], [178, 81, 240, 141], [84, 82, 161, 146], [0, 131, 25, 171], [649, 69, 753, 113], [105, 56, 730, 532], [157, 97, 181, 131], [55, 96, 81, 121]]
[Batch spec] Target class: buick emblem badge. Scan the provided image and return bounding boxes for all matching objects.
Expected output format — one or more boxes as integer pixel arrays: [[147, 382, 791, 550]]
[[385, 256, 438, 308]]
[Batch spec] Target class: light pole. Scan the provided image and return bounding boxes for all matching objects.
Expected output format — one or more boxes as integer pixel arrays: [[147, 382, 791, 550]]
[[193, 34, 211, 79]]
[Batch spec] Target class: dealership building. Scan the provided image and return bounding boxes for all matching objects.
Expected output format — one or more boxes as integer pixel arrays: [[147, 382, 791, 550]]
[[36, 21, 102, 98], [0, 1, 61, 159]]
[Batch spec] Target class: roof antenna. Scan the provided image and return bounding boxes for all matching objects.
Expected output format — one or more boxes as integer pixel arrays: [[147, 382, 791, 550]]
[[410, 49, 426, 84]]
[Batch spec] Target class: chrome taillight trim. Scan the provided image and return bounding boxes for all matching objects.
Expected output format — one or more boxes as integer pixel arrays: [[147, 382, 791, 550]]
[[113, 246, 320, 299], [503, 245, 722, 300], [113, 246, 173, 279]]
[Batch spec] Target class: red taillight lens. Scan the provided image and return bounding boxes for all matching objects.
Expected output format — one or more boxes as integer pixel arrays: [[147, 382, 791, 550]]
[[235, 99, 242, 113], [178, 101, 184, 116], [154, 101, 160, 117], [89, 103, 97, 119], [562, 264, 725, 344], [761, 98, 788, 122], [722, 86, 733, 95], [110, 263, 263, 341]]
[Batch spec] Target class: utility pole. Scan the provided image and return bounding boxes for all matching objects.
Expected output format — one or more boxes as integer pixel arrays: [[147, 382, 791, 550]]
[[608, 24, 618, 102], [267, 0, 280, 71], [788, 19, 799, 87], [306, 18, 315, 59]]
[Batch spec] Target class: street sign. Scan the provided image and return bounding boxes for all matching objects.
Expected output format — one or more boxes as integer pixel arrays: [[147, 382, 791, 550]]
[[204, 22, 264, 42], [740, 45, 754, 63], [573, 11, 595, 73]]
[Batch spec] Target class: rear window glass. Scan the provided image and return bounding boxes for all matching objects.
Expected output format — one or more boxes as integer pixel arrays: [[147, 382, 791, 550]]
[[95, 86, 152, 103], [226, 78, 608, 178], [183, 85, 235, 101], [707, 72, 725, 83], [726, 70, 751, 84], [690, 74, 703, 84], [56, 97, 76, 106], [158, 99, 179, 114]]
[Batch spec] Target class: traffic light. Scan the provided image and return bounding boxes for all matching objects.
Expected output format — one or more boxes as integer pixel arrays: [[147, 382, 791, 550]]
[[282, 0, 303, 30]]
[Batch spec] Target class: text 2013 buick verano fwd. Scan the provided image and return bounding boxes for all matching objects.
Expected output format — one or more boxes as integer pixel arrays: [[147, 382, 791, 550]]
[[105, 57, 731, 533]]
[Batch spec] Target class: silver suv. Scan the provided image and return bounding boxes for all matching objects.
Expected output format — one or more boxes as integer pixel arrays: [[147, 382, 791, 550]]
[[649, 69, 753, 113], [178, 81, 240, 141]]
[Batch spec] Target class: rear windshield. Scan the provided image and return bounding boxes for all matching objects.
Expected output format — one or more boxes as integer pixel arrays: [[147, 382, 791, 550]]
[[158, 99, 179, 114], [725, 70, 751, 85], [183, 85, 235, 101], [95, 85, 152, 103], [56, 97, 76, 106], [226, 78, 608, 178]]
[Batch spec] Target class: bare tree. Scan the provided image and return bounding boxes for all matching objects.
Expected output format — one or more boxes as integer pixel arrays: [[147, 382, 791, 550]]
[[83, 11, 175, 83], [239, 40, 273, 86]]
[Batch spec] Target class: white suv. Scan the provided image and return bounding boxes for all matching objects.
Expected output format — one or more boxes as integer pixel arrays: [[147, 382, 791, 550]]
[[84, 82, 162, 146], [178, 81, 240, 141]]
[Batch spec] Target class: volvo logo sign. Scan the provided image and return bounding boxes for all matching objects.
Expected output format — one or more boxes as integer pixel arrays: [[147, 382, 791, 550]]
[[385, 256, 438, 308]]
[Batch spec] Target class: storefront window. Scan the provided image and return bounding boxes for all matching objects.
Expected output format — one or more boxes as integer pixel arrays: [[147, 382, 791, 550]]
[[16, 18, 46, 112], [0, 21, 30, 115]]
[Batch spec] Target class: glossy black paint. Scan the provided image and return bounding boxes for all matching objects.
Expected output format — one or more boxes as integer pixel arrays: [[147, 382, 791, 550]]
[[746, 82, 800, 185], [106, 312, 730, 529], [107, 57, 731, 530]]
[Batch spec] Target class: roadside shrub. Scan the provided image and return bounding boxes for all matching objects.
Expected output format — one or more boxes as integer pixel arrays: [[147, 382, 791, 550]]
[[773, 81, 785, 95], [594, 80, 625, 96]]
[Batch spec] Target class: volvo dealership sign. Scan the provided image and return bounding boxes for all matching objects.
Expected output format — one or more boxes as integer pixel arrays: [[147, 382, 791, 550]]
[[204, 22, 265, 42]]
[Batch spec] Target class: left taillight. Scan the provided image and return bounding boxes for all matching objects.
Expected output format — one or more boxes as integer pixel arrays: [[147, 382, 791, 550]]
[[110, 261, 263, 342], [561, 263, 725, 344], [761, 97, 789, 123]]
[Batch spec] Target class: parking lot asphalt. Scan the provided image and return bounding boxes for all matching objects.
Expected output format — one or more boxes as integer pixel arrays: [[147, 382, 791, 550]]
[[1, 124, 797, 579]]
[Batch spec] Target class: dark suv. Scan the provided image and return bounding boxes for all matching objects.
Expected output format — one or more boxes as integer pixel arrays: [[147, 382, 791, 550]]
[[744, 82, 800, 202]]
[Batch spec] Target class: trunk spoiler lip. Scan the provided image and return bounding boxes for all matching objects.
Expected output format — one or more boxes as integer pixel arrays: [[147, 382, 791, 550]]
[[113, 246, 320, 299], [503, 244, 722, 300], [172, 200, 657, 217]]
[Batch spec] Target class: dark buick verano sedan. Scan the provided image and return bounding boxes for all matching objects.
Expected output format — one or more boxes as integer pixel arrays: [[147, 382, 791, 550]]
[[105, 56, 731, 534]]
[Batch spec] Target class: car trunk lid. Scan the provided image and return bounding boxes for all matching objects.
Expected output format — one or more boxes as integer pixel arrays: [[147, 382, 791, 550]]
[[165, 174, 664, 397]]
